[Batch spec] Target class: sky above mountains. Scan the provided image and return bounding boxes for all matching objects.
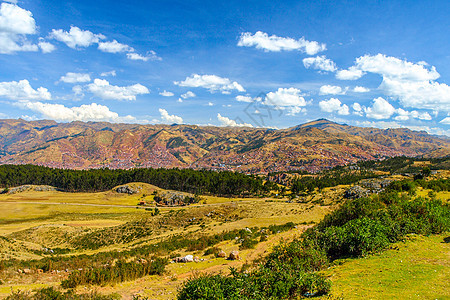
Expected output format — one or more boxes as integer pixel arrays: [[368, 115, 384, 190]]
[[0, 0, 449, 135]]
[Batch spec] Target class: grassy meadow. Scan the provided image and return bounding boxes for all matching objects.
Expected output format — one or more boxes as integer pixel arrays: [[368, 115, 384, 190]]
[[0, 167, 448, 299]]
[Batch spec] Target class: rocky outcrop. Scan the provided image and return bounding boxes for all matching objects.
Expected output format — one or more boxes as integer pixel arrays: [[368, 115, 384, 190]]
[[228, 250, 240, 260], [6, 185, 58, 194], [344, 185, 369, 199], [115, 185, 141, 194]]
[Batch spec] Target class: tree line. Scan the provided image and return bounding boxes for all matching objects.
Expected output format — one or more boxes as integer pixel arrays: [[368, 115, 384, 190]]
[[0, 164, 266, 196]]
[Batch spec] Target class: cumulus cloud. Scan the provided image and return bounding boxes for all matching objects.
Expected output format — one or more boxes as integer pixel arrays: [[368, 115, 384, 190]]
[[16, 101, 137, 123], [353, 86, 370, 93], [159, 90, 174, 97], [50, 26, 105, 49], [352, 102, 364, 116], [100, 70, 116, 77], [126, 51, 161, 61], [440, 117, 450, 125], [265, 88, 306, 107], [50, 25, 160, 61], [0, 79, 51, 100], [59, 72, 91, 84], [235, 95, 253, 102], [394, 108, 432, 121], [0, 2, 39, 54], [174, 74, 245, 94], [263, 87, 307, 115], [98, 40, 133, 53], [303, 55, 337, 72], [87, 79, 149, 101], [217, 113, 253, 127], [319, 85, 347, 95], [38, 39, 55, 53], [238, 31, 326, 55], [364, 97, 396, 119], [337, 54, 449, 112], [353, 54, 439, 81], [381, 77, 450, 112], [319, 98, 349, 115], [336, 66, 365, 80], [159, 108, 183, 124], [181, 91, 196, 99]]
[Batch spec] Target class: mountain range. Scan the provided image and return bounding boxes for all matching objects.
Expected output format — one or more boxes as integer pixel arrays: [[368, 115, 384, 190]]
[[0, 118, 448, 173]]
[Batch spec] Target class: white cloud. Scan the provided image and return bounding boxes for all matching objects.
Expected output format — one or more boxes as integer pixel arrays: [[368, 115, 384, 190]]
[[238, 31, 326, 55], [181, 91, 196, 99], [217, 114, 253, 127], [264, 87, 307, 116], [357, 120, 450, 137], [354, 54, 439, 81], [364, 97, 396, 119], [50, 26, 105, 49], [440, 117, 450, 125], [98, 40, 133, 53], [303, 55, 337, 72], [159, 90, 174, 97], [265, 88, 306, 107], [207, 102, 214, 106], [353, 86, 370, 93], [72, 85, 83, 96], [159, 108, 183, 124], [87, 79, 149, 101], [126, 51, 161, 61], [319, 98, 349, 115], [319, 85, 347, 95], [174, 74, 245, 94], [59, 72, 91, 84], [100, 70, 116, 77], [381, 77, 450, 112], [0, 79, 51, 100], [38, 39, 55, 53], [235, 95, 253, 102], [352, 102, 364, 116], [16, 101, 137, 123], [336, 54, 449, 112], [336, 66, 365, 80], [394, 108, 432, 121], [0, 3, 39, 54]]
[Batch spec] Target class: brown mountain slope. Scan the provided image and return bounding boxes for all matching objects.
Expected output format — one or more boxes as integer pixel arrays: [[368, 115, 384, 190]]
[[0, 119, 448, 173]]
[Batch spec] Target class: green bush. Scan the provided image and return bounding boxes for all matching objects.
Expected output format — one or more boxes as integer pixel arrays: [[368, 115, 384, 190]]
[[61, 258, 167, 288]]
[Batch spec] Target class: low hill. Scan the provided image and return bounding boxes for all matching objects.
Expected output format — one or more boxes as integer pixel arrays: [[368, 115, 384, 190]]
[[0, 118, 448, 173]]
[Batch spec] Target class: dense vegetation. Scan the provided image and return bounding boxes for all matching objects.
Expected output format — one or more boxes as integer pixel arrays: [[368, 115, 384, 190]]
[[178, 183, 450, 299], [0, 164, 265, 196], [357, 156, 449, 174], [290, 169, 379, 194], [61, 258, 167, 288]]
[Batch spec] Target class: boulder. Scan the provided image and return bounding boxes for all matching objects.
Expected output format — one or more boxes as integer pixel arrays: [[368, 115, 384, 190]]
[[217, 250, 227, 258], [183, 255, 194, 262], [115, 185, 140, 194], [228, 250, 240, 260], [172, 255, 194, 263], [344, 185, 369, 199]]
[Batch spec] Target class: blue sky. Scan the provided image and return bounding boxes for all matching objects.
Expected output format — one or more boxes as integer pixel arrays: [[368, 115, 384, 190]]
[[0, 0, 449, 135]]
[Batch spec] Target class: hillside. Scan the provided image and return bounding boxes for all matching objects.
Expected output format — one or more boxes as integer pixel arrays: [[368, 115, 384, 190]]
[[0, 119, 448, 173]]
